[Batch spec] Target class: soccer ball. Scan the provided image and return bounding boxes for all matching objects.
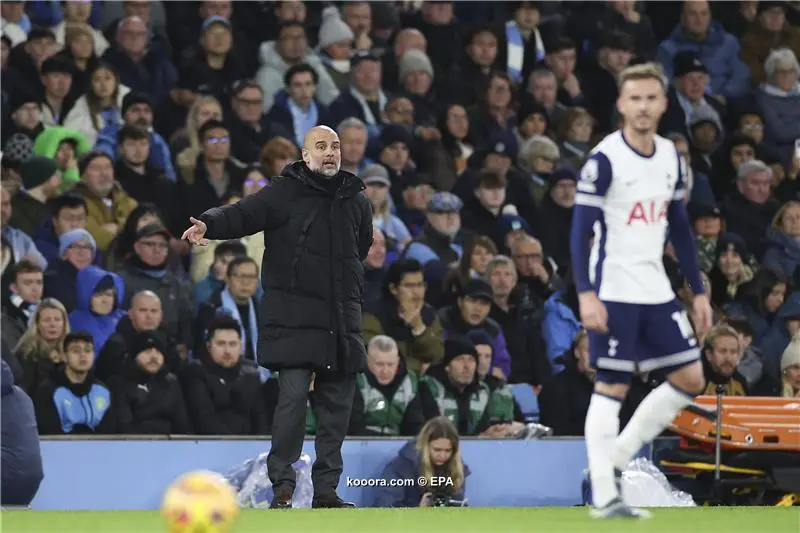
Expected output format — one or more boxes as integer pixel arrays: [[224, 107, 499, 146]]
[[161, 470, 240, 533]]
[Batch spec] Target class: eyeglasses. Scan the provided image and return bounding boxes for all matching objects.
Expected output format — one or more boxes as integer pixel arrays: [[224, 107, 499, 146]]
[[206, 136, 230, 145], [139, 241, 169, 251]]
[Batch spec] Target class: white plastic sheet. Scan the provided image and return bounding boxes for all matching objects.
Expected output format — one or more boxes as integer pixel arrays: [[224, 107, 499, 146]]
[[621, 457, 696, 507], [223, 453, 314, 508]]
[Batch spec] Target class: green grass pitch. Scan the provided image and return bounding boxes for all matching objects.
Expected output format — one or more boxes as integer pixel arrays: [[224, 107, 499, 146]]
[[2, 507, 798, 533]]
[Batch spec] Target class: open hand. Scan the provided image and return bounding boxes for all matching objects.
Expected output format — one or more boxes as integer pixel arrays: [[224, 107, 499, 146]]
[[181, 217, 209, 246]]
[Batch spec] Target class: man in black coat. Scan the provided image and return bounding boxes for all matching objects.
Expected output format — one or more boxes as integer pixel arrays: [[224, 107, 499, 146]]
[[181, 125, 373, 509]]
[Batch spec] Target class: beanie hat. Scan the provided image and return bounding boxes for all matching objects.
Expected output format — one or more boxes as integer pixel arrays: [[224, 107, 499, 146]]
[[398, 49, 434, 82], [442, 335, 479, 366], [130, 330, 164, 357], [121, 91, 152, 116], [317, 7, 354, 50], [59, 228, 97, 258], [7, 90, 39, 116], [19, 155, 58, 190], [781, 332, 800, 372], [380, 124, 414, 150], [715, 232, 748, 261], [3, 133, 34, 168], [467, 330, 493, 348], [78, 151, 114, 176]]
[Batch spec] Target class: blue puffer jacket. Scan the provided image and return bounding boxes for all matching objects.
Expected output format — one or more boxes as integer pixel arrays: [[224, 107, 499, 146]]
[[1, 360, 44, 506], [756, 292, 800, 381], [542, 291, 582, 374], [370, 439, 470, 508], [656, 21, 751, 100], [762, 230, 800, 280]]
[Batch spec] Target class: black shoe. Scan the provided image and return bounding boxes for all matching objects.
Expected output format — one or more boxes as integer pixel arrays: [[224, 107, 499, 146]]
[[270, 486, 293, 509], [311, 493, 357, 508]]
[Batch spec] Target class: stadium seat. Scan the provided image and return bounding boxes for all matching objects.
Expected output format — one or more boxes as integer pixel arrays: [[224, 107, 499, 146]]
[[510, 383, 540, 422]]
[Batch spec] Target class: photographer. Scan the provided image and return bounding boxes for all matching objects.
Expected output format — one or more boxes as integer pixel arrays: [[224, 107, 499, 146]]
[[371, 416, 468, 508]]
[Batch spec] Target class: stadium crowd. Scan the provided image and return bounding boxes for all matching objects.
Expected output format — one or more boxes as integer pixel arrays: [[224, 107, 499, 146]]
[[1, 0, 800, 440]]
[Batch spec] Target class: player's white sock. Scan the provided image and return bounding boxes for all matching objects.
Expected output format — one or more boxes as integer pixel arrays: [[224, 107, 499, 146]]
[[585, 393, 622, 508], [612, 382, 695, 471]]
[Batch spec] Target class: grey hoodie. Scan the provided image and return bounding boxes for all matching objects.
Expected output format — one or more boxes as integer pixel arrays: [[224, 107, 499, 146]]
[[688, 103, 724, 153], [255, 41, 340, 111]]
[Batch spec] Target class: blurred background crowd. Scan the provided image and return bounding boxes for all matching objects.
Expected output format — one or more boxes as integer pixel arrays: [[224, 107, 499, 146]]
[[2, 0, 800, 439]]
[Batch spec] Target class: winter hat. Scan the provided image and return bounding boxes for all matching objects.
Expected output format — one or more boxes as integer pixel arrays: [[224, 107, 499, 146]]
[[442, 335, 479, 366], [59, 228, 97, 258], [467, 329, 493, 348], [380, 124, 414, 150], [715, 232, 748, 260], [500, 214, 530, 234], [121, 92, 153, 116], [360, 164, 390, 187], [7, 90, 39, 116], [131, 330, 164, 357], [19, 155, 58, 190], [78, 151, 114, 176], [781, 333, 800, 372], [461, 279, 493, 301], [673, 50, 708, 78], [3, 133, 34, 168], [317, 7, 354, 50], [398, 49, 434, 82], [548, 166, 578, 186]]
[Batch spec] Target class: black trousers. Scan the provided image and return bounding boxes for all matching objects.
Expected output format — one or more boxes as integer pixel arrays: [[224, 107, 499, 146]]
[[266, 368, 356, 496]]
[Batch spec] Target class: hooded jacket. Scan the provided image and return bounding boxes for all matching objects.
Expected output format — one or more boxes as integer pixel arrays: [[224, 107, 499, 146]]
[[32, 366, 116, 435], [67, 265, 126, 352], [371, 439, 470, 508], [31, 126, 91, 190]]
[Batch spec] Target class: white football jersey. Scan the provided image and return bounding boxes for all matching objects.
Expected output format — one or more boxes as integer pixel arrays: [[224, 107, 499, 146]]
[[575, 130, 685, 304]]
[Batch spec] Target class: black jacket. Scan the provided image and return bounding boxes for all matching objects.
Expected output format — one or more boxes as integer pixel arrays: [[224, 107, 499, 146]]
[[32, 369, 117, 435], [198, 161, 373, 374], [95, 316, 182, 382], [182, 359, 269, 435], [108, 364, 193, 435]]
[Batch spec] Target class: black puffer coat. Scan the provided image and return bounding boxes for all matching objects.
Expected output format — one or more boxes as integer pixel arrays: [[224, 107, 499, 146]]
[[198, 161, 373, 374]]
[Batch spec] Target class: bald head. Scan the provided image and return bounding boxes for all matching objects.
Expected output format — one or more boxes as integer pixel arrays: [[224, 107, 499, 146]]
[[394, 28, 426, 58], [302, 126, 341, 177], [130, 290, 162, 331]]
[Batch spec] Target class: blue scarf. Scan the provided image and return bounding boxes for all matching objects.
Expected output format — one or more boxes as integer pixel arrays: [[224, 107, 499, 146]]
[[287, 98, 319, 149], [219, 288, 259, 364], [506, 21, 544, 85]]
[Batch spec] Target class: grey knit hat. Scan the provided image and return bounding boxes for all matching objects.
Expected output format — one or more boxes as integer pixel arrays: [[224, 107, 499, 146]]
[[318, 8, 354, 50], [398, 49, 434, 82]]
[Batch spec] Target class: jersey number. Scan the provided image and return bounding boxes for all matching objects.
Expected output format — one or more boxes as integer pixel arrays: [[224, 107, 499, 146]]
[[671, 311, 697, 347]]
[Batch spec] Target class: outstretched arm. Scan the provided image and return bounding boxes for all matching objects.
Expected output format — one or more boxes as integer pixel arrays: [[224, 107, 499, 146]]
[[198, 180, 290, 240]]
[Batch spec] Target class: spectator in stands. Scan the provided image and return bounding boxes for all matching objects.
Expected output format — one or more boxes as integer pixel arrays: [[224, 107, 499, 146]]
[[669, 132, 715, 206], [35, 56, 74, 127], [379, 125, 416, 193], [256, 21, 339, 111], [708, 233, 755, 310], [500, 2, 544, 87], [182, 316, 270, 435], [191, 240, 247, 313], [544, 36, 584, 108], [225, 80, 289, 165], [117, 223, 193, 360], [63, 61, 128, 147], [557, 108, 593, 168], [362, 164, 411, 252], [12, 298, 69, 394], [470, 72, 517, 147], [1, 260, 44, 351], [780, 334, 800, 397], [9, 156, 61, 238], [174, 16, 247, 112], [0, 359, 44, 507], [460, 171, 514, 252], [4, 95, 45, 147], [113, 125, 178, 233], [442, 25, 499, 108], [265, 63, 334, 150], [687, 104, 725, 179], [179, 119, 245, 221], [51, 2, 108, 56], [33, 331, 116, 434], [337, 117, 372, 174], [689, 204, 724, 273], [106, 203, 185, 276], [511, 235, 555, 306], [485, 255, 551, 386], [538, 329, 594, 436], [96, 289, 181, 383], [741, 2, 800, 86], [537, 167, 576, 273], [55, 22, 102, 106], [392, 172, 434, 238], [173, 96, 223, 177], [363, 258, 444, 374], [709, 134, 756, 201], [541, 275, 581, 375], [67, 265, 126, 351], [0, 2, 30, 46], [380, 29, 426, 96], [397, 49, 437, 127], [108, 330, 193, 435], [517, 134, 559, 205], [725, 268, 788, 345], [102, 15, 176, 110], [441, 235, 497, 308], [316, 6, 356, 91], [329, 51, 386, 147], [429, 104, 475, 192], [364, 227, 387, 306], [701, 323, 747, 396], [725, 318, 764, 392], [1, 187, 47, 269], [758, 290, 800, 383], [42, 228, 97, 312], [757, 48, 800, 168], [722, 160, 780, 259], [195, 256, 261, 366], [371, 415, 467, 508], [350, 335, 425, 437], [31, 126, 91, 191], [525, 68, 568, 132], [582, 31, 635, 135], [418, 336, 516, 436], [2, 133, 34, 197], [514, 101, 548, 152], [72, 151, 138, 254], [656, 0, 751, 102], [340, 2, 372, 52], [467, 330, 523, 421], [763, 201, 800, 279], [95, 92, 176, 181], [404, 192, 463, 292]]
